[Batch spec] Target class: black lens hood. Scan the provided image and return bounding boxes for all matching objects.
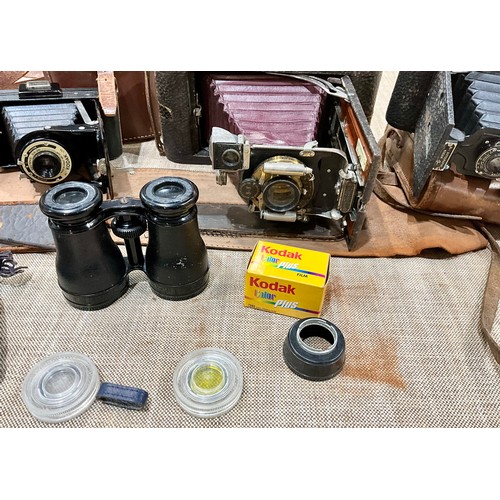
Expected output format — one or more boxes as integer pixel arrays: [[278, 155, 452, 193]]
[[283, 318, 345, 381]]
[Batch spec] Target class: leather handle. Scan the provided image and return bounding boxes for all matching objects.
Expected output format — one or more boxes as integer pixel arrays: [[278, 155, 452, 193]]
[[97, 71, 117, 116]]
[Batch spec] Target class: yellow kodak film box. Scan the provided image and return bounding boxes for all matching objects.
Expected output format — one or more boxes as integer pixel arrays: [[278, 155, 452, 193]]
[[244, 240, 330, 319]]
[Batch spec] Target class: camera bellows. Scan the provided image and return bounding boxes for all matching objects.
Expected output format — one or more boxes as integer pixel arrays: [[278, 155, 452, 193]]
[[202, 74, 326, 147], [2, 103, 79, 151]]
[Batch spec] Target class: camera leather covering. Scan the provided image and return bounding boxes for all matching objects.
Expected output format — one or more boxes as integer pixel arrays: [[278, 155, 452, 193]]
[[382, 125, 500, 223], [46, 71, 157, 143]]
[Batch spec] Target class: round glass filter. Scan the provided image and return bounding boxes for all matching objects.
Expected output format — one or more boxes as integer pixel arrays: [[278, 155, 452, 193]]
[[173, 348, 243, 418], [22, 352, 100, 423]]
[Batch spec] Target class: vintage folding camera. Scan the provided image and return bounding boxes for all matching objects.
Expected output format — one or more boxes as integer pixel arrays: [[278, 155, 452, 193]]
[[155, 72, 380, 248], [387, 71, 500, 198], [0, 80, 122, 197]]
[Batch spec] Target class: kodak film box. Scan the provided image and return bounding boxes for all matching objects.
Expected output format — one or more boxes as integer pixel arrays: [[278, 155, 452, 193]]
[[244, 240, 330, 319]]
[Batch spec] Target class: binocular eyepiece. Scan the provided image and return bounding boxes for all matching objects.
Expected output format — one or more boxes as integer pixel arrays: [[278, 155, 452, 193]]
[[39, 177, 210, 310]]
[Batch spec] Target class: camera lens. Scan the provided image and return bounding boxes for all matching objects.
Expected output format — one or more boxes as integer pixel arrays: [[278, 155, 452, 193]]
[[19, 139, 72, 184], [262, 177, 301, 212], [221, 148, 241, 169], [32, 151, 62, 179], [39, 181, 102, 222], [476, 144, 500, 178]]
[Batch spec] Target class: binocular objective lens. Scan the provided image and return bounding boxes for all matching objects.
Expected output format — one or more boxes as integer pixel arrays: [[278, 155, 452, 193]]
[[40, 181, 102, 222], [140, 177, 199, 217], [32, 151, 62, 179]]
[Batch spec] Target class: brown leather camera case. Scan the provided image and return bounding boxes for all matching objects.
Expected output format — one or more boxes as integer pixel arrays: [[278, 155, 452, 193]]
[[46, 71, 158, 143], [383, 125, 500, 223]]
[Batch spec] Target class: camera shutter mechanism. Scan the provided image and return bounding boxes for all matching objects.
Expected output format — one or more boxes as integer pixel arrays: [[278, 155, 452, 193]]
[[475, 142, 500, 178], [19, 139, 72, 184]]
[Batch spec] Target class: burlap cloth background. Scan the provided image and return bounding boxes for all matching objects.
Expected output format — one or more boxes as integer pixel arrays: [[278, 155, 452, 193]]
[[1, 243, 499, 428]]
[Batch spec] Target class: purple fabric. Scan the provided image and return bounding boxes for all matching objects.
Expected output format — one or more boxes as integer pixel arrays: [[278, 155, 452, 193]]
[[203, 75, 326, 146]]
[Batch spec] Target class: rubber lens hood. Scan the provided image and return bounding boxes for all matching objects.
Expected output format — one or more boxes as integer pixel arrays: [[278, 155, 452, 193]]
[[283, 318, 345, 381]]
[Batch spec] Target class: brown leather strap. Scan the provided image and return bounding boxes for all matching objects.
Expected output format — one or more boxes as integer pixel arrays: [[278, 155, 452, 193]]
[[374, 177, 483, 221], [475, 224, 500, 364], [376, 174, 500, 363], [97, 71, 117, 116], [145, 71, 165, 155]]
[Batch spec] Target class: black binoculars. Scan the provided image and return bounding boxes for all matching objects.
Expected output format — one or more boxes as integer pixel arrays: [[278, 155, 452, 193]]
[[39, 177, 210, 310]]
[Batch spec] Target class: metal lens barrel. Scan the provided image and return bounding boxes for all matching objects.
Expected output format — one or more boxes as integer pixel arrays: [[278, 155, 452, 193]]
[[140, 177, 209, 300], [39, 181, 129, 310]]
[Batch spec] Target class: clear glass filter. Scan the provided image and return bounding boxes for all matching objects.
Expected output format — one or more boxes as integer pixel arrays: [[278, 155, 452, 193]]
[[173, 348, 243, 418], [21, 352, 100, 423]]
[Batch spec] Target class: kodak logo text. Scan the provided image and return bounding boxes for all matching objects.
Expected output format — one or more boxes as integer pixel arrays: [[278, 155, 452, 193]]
[[261, 245, 302, 260], [249, 277, 296, 295]]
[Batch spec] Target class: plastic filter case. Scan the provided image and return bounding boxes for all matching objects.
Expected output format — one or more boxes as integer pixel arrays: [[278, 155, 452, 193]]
[[21, 352, 100, 423], [173, 348, 243, 418]]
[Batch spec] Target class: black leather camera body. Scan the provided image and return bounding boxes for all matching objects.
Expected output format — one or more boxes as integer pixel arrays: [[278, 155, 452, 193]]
[[154, 72, 381, 248], [386, 71, 500, 198], [0, 80, 122, 197]]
